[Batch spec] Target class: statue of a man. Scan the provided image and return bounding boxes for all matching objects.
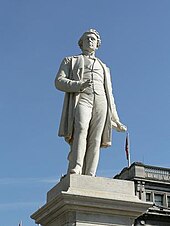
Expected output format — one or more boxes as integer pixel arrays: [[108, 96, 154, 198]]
[[55, 29, 127, 176]]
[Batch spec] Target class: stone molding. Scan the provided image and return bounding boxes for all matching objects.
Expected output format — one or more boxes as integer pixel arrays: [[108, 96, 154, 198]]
[[31, 174, 152, 226]]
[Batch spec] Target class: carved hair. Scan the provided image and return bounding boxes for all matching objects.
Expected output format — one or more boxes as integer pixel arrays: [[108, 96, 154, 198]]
[[78, 29, 101, 50]]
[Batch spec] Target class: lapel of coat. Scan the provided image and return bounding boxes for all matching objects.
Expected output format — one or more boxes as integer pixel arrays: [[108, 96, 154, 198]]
[[97, 58, 110, 77], [71, 54, 84, 81]]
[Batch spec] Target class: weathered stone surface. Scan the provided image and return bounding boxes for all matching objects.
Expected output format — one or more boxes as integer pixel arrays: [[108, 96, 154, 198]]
[[31, 174, 151, 226]]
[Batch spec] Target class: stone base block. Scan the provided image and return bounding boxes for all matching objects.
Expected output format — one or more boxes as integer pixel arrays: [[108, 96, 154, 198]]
[[31, 174, 151, 226]]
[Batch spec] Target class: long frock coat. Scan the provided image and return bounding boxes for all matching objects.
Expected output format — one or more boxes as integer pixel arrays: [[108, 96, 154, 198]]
[[55, 54, 120, 148]]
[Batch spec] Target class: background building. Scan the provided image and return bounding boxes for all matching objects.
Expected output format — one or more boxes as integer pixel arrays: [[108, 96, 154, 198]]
[[114, 162, 170, 226]]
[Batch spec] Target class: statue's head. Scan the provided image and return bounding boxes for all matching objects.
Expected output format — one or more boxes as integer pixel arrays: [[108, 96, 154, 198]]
[[78, 29, 101, 51]]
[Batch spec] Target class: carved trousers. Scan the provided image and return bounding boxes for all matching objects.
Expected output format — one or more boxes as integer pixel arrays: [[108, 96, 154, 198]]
[[68, 92, 107, 176]]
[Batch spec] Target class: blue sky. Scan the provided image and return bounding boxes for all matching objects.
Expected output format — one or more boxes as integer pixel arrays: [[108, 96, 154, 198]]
[[0, 0, 170, 225]]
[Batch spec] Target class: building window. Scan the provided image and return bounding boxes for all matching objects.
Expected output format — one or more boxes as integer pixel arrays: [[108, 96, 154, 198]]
[[168, 196, 170, 207], [154, 194, 163, 206], [146, 193, 151, 202]]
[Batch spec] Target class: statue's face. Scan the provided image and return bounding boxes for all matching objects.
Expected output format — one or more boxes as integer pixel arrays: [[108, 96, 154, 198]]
[[82, 33, 98, 52]]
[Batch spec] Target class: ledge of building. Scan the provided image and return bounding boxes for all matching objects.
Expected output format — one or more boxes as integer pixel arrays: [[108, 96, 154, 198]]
[[114, 162, 170, 184]]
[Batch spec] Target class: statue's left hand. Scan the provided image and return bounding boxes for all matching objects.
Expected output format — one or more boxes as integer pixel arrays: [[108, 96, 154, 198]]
[[112, 121, 127, 132]]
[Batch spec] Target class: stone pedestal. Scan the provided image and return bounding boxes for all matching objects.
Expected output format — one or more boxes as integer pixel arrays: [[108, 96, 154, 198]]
[[31, 174, 151, 226]]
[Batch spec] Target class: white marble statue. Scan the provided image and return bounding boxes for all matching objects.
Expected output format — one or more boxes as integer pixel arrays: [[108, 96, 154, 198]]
[[55, 29, 127, 176]]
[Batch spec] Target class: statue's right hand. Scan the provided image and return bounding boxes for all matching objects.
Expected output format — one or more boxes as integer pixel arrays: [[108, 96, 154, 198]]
[[80, 79, 92, 91]]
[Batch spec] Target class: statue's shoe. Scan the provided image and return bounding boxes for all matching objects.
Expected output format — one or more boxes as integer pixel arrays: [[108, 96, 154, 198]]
[[70, 165, 81, 174]]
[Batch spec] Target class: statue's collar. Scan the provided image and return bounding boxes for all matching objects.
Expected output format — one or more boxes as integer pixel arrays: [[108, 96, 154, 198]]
[[81, 53, 97, 60], [81, 51, 96, 59]]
